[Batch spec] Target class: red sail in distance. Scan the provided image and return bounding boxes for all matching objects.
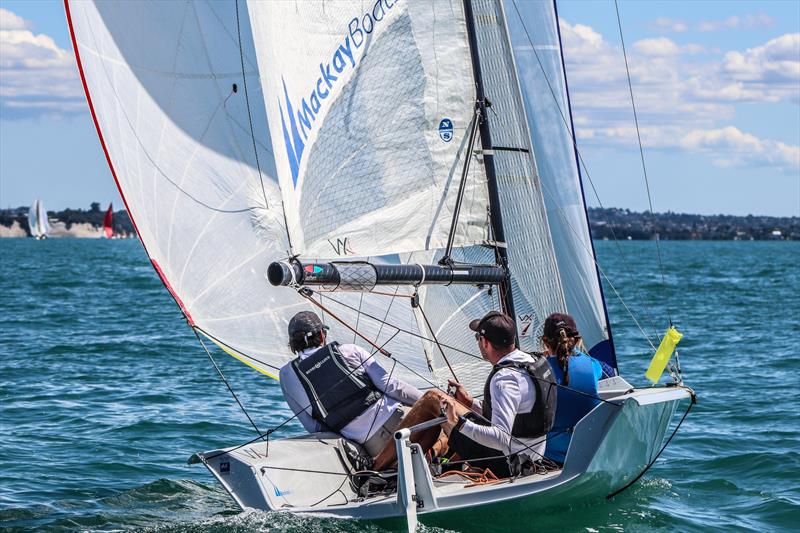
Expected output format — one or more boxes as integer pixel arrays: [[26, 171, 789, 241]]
[[103, 203, 114, 238]]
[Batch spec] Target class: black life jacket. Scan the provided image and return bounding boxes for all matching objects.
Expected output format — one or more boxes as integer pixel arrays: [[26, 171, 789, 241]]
[[482, 352, 557, 438], [291, 342, 383, 432]]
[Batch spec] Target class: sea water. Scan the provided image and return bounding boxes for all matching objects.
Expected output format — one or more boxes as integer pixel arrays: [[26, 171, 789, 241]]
[[0, 239, 798, 532]]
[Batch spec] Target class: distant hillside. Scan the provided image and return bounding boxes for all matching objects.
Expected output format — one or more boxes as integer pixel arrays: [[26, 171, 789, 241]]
[[588, 208, 799, 241], [2, 203, 797, 240], [0, 203, 135, 238]]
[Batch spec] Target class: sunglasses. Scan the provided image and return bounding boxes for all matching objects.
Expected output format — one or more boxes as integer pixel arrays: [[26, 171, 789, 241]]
[[474, 331, 483, 341]]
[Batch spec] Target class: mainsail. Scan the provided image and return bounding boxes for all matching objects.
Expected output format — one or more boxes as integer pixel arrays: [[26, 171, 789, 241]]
[[103, 202, 114, 238]]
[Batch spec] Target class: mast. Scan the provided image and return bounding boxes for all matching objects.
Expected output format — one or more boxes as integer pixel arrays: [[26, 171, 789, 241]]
[[462, 0, 517, 328]]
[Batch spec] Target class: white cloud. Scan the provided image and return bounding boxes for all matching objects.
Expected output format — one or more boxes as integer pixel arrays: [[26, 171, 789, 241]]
[[633, 37, 681, 57], [697, 14, 775, 32], [652, 17, 688, 33], [0, 8, 27, 31], [681, 127, 800, 172], [652, 13, 775, 33], [722, 34, 800, 82], [0, 8, 85, 119], [558, 18, 799, 173]]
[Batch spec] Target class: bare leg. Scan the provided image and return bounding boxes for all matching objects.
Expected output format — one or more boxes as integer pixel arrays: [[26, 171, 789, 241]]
[[373, 390, 469, 470]]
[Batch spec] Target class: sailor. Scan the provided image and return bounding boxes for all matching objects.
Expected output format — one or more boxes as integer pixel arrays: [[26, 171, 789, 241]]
[[443, 311, 557, 477], [279, 311, 433, 462], [540, 313, 611, 464]]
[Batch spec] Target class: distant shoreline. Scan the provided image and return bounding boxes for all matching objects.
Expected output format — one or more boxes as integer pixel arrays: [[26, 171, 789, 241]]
[[0, 203, 135, 239], [587, 207, 798, 241], [1, 204, 797, 240]]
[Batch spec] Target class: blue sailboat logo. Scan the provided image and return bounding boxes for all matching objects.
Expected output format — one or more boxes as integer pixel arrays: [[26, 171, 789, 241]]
[[438, 118, 453, 142]]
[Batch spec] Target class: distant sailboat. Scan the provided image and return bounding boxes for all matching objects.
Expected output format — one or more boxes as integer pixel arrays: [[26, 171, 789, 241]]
[[28, 199, 49, 240], [68, 0, 695, 530], [103, 203, 114, 239]]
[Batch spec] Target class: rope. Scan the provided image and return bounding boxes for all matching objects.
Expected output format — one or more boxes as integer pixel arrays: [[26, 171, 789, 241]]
[[606, 397, 694, 499], [436, 468, 501, 487], [613, 0, 673, 327], [234, 0, 294, 253], [416, 293, 460, 382], [300, 289, 392, 357], [509, 0, 663, 348], [194, 329, 266, 439]]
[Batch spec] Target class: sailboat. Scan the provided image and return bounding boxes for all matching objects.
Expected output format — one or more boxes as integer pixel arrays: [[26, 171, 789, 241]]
[[28, 199, 50, 240], [66, 0, 694, 529], [103, 203, 114, 239]]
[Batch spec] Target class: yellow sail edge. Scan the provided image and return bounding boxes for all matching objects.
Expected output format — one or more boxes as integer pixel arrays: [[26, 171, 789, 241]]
[[645, 326, 683, 384], [196, 328, 280, 382]]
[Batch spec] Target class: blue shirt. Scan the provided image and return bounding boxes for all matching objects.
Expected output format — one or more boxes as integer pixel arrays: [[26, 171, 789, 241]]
[[544, 352, 603, 463]]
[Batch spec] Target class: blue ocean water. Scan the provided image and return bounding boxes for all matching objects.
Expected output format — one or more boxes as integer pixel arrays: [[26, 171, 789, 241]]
[[0, 239, 798, 532]]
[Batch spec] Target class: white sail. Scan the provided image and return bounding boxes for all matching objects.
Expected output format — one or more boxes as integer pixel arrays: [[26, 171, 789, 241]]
[[28, 200, 41, 238], [247, 0, 491, 259], [66, 0, 446, 388], [37, 200, 49, 236], [66, 0, 300, 378], [504, 0, 615, 366]]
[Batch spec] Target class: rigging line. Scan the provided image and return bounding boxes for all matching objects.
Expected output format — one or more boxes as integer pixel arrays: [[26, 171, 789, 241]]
[[442, 110, 481, 263], [194, 329, 266, 439], [613, 0, 673, 327], [354, 291, 365, 344], [194, 324, 281, 372], [417, 296, 460, 382], [319, 292, 479, 360], [234, 0, 295, 254], [363, 357, 400, 451], [202, 329, 402, 462], [369, 285, 402, 357], [301, 290, 391, 357], [510, 0, 663, 342], [367, 252, 414, 358], [606, 398, 694, 499]]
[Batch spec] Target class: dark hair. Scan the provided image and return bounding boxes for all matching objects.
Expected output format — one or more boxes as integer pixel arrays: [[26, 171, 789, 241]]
[[483, 335, 515, 352], [541, 313, 582, 386], [289, 330, 325, 353]]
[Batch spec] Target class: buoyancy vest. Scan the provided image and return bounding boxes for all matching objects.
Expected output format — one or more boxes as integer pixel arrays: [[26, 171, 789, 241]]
[[544, 352, 602, 463], [547, 352, 602, 431], [291, 342, 383, 432], [482, 352, 557, 438]]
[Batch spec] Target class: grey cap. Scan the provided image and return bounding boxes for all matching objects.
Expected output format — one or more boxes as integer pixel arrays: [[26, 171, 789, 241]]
[[288, 311, 329, 337]]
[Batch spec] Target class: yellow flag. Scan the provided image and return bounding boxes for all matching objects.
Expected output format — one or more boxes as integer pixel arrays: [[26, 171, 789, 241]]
[[645, 326, 683, 383]]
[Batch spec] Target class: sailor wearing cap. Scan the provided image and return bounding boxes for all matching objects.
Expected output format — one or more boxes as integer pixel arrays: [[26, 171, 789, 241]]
[[443, 311, 557, 477], [278, 311, 424, 458], [540, 312, 612, 464]]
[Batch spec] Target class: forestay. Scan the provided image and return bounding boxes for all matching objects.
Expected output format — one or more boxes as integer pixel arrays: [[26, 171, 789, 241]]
[[505, 0, 616, 368], [247, 0, 491, 259]]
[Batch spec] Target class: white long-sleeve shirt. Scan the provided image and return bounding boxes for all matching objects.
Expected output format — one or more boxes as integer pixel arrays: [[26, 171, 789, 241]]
[[460, 349, 546, 460], [279, 343, 422, 444]]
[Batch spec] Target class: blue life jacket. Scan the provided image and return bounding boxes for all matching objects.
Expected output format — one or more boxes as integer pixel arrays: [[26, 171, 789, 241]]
[[544, 352, 602, 463]]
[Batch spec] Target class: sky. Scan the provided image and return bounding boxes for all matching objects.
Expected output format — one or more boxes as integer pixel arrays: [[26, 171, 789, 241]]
[[0, 0, 798, 217]]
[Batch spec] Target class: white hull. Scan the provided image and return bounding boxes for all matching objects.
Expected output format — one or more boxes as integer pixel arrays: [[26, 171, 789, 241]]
[[191, 383, 692, 530]]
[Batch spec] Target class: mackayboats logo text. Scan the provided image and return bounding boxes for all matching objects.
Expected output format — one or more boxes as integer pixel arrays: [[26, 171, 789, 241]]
[[279, 0, 401, 187]]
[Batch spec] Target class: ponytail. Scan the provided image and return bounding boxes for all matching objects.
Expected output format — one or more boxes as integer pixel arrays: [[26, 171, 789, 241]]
[[543, 328, 582, 386]]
